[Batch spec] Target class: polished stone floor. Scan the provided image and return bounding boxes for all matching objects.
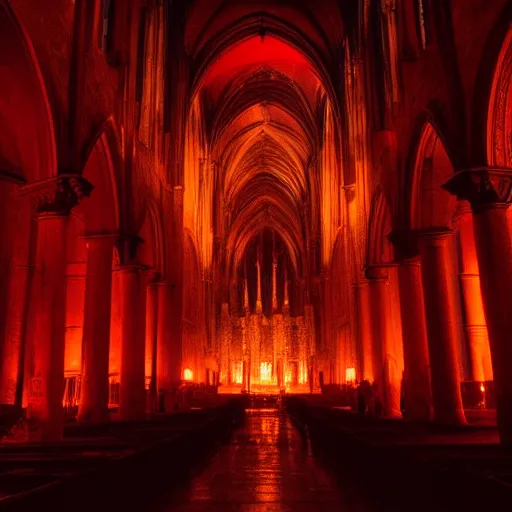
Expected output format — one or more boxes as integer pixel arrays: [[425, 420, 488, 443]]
[[158, 407, 377, 511]]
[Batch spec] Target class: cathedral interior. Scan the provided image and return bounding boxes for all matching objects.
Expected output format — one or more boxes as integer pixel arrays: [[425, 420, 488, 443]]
[[2, 0, 512, 510]]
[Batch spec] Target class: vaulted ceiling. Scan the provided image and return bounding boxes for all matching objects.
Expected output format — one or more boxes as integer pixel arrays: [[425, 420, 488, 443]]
[[185, 0, 345, 280]]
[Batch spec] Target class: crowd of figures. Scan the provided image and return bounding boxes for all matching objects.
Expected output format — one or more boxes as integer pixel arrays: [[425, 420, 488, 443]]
[[356, 380, 385, 419]]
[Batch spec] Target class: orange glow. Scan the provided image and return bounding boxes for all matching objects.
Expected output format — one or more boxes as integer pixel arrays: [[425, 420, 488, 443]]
[[345, 367, 356, 383], [184, 368, 194, 381], [298, 362, 308, 384], [260, 362, 272, 382], [232, 362, 243, 384]]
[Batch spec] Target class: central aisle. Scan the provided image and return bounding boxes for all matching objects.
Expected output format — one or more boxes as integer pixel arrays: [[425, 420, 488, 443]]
[[161, 406, 376, 511]]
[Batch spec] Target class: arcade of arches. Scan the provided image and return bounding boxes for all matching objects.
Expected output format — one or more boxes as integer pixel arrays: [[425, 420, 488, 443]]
[[2, 0, 512, 447]]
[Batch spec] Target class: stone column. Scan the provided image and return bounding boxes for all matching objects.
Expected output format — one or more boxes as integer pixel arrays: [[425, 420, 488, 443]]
[[365, 265, 401, 418], [156, 281, 174, 412], [444, 169, 512, 443], [389, 232, 432, 422], [145, 275, 159, 412], [353, 280, 373, 382], [454, 203, 493, 381], [396, 260, 432, 421], [157, 185, 184, 407], [77, 235, 115, 423], [0, 174, 24, 405], [0, 265, 30, 406], [23, 175, 92, 441], [118, 264, 148, 421], [416, 229, 466, 425]]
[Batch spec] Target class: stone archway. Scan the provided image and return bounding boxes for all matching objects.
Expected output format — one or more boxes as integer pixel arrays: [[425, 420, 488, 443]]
[[408, 121, 468, 425], [0, 3, 57, 409]]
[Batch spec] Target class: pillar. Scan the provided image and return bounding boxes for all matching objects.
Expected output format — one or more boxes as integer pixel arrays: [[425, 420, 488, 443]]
[[416, 229, 466, 425], [365, 265, 401, 418], [155, 185, 184, 409], [396, 261, 432, 421], [389, 232, 432, 422], [156, 281, 175, 412], [444, 169, 512, 444], [118, 265, 147, 421], [23, 175, 92, 441], [0, 265, 30, 406], [455, 203, 493, 381], [77, 235, 115, 423], [0, 175, 24, 405], [145, 275, 159, 412], [353, 280, 373, 381]]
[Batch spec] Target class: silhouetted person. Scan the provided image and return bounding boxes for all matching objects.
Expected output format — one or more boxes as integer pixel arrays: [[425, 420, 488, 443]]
[[372, 382, 383, 419], [400, 373, 405, 414], [356, 383, 365, 415], [157, 388, 165, 413], [358, 380, 372, 416]]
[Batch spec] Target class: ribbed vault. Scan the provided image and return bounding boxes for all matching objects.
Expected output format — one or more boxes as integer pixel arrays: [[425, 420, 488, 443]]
[[184, 2, 344, 312], [205, 36, 324, 279]]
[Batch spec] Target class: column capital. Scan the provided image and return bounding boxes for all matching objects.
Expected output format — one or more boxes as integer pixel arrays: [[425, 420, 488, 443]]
[[396, 257, 421, 269], [116, 263, 150, 274], [364, 263, 397, 281], [442, 168, 512, 213], [80, 232, 118, 241], [21, 174, 93, 216], [157, 279, 177, 289], [414, 227, 453, 246]]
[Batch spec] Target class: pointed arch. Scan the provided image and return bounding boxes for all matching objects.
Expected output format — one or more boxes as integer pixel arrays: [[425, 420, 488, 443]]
[[79, 122, 122, 233], [138, 201, 165, 273], [183, 229, 205, 382], [188, 13, 342, 118], [409, 121, 457, 230], [485, 23, 512, 167], [0, 2, 57, 182], [470, 1, 512, 166]]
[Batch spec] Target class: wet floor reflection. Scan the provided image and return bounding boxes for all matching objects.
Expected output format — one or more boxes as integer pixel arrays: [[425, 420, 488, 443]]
[[161, 407, 375, 511]]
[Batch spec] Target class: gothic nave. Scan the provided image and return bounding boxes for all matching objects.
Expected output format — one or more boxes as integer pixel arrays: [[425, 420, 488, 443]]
[[2, 0, 512, 510]]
